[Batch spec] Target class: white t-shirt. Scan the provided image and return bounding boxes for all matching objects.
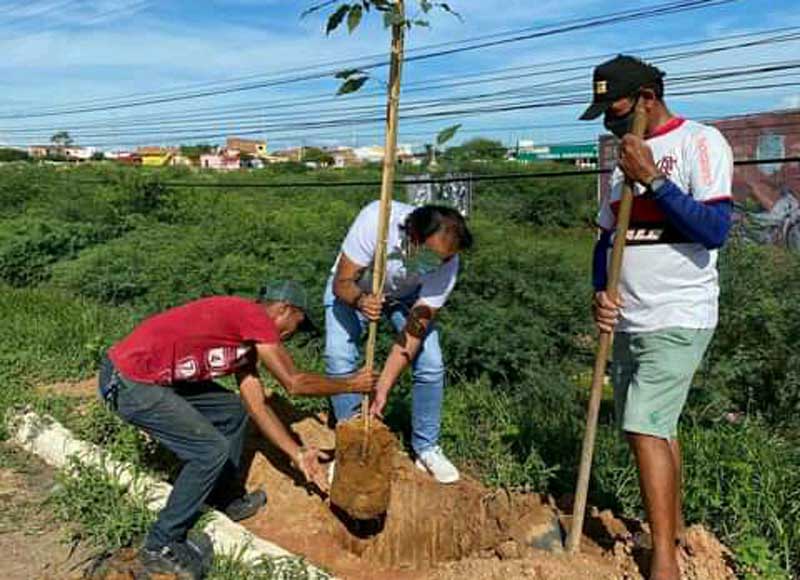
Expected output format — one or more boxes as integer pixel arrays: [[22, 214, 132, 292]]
[[598, 118, 733, 332], [332, 200, 459, 309]]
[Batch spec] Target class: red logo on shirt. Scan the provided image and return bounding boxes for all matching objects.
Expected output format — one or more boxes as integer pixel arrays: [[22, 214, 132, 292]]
[[657, 155, 677, 177]]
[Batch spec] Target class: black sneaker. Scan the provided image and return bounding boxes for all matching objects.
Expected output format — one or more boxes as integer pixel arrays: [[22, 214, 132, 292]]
[[222, 489, 267, 521], [186, 530, 214, 575], [139, 540, 204, 579]]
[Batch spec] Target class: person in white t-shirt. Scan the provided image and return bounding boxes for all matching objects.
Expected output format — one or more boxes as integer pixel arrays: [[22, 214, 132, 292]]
[[581, 55, 733, 580], [325, 201, 473, 483]]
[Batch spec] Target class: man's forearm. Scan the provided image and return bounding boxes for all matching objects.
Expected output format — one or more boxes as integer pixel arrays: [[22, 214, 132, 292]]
[[377, 333, 423, 393], [240, 381, 300, 459], [289, 373, 357, 396]]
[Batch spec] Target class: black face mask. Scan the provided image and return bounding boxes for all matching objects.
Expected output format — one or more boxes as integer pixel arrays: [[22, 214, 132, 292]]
[[603, 97, 638, 139]]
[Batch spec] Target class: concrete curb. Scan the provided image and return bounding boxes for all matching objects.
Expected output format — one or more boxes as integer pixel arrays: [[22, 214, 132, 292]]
[[7, 410, 331, 579]]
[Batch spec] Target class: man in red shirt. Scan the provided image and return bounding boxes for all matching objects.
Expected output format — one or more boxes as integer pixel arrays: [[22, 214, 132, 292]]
[[99, 281, 375, 579]]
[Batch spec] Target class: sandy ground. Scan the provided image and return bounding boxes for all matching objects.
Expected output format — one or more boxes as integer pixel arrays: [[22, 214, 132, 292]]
[[26, 379, 738, 580], [0, 442, 94, 580]]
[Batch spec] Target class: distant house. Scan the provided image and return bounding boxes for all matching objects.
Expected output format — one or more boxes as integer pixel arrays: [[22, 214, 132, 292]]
[[354, 145, 385, 164], [241, 157, 265, 169], [271, 147, 303, 163], [28, 145, 51, 159], [137, 146, 176, 167], [170, 154, 195, 167], [64, 146, 96, 161], [516, 143, 598, 168], [327, 146, 361, 169], [226, 137, 267, 158], [200, 148, 241, 171], [105, 151, 141, 166]]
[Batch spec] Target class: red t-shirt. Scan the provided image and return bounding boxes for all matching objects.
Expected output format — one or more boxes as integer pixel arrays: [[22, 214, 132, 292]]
[[109, 296, 280, 385]]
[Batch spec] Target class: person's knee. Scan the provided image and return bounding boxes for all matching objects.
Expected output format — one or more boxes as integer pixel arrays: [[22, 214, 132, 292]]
[[415, 349, 445, 384], [205, 436, 232, 469]]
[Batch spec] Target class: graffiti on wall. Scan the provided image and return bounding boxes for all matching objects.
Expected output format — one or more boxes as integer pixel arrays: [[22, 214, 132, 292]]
[[405, 173, 473, 217], [598, 110, 800, 250]]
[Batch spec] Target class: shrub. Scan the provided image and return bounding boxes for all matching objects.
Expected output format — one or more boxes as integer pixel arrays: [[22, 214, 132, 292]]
[[704, 242, 800, 424], [0, 218, 112, 286]]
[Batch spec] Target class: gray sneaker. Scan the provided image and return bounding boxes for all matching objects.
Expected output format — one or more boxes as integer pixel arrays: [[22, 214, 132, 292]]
[[139, 541, 204, 579], [222, 490, 267, 521]]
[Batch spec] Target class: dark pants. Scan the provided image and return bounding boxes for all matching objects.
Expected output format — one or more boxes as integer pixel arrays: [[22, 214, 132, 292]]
[[99, 358, 248, 548]]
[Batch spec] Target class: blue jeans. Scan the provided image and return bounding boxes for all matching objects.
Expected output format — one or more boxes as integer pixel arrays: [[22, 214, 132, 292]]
[[99, 358, 248, 549], [323, 278, 445, 454]]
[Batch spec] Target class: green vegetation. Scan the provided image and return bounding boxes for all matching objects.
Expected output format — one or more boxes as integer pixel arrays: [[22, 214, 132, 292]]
[[0, 162, 798, 578]]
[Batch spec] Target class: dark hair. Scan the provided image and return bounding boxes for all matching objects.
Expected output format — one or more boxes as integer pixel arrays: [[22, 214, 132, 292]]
[[404, 205, 474, 251]]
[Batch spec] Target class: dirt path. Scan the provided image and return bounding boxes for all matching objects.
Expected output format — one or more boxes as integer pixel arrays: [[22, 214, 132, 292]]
[[0, 442, 94, 580]]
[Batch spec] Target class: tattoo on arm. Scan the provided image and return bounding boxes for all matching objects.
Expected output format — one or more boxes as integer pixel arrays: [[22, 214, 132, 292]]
[[394, 305, 434, 360]]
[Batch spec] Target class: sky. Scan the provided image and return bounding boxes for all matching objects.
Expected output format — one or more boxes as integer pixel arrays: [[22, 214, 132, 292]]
[[1, 0, 799, 150]]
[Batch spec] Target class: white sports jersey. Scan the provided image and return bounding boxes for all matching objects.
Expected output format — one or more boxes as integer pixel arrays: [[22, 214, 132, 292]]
[[598, 118, 733, 332], [332, 200, 459, 309]]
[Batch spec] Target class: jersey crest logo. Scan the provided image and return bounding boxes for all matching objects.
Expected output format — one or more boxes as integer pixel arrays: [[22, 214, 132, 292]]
[[657, 155, 677, 177]]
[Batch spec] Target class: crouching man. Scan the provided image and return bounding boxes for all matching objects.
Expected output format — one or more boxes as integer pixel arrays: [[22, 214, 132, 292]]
[[98, 281, 375, 579]]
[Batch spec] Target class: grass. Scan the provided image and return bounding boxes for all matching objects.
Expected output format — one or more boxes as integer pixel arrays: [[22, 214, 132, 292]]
[[49, 458, 328, 579]]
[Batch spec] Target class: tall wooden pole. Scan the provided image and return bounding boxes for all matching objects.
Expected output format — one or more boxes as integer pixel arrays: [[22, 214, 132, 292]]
[[566, 101, 648, 553], [362, 0, 406, 430]]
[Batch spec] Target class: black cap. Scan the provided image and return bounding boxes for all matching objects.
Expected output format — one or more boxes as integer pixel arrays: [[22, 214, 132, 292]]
[[579, 55, 665, 121]]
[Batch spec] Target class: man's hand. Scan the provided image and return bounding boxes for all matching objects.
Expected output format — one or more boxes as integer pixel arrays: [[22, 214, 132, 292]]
[[356, 293, 383, 321], [593, 291, 623, 334], [346, 366, 379, 393], [619, 134, 660, 185], [369, 387, 389, 419], [293, 446, 330, 493]]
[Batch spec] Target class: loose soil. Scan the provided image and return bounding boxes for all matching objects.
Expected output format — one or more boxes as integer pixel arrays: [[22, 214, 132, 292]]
[[240, 401, 738, 580], [27, 379, 738, 579], [330, 417, 395, 520]]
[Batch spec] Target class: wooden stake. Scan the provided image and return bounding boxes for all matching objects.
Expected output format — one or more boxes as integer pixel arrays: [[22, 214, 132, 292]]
[[361, 0, 406, 448], [566, 101, 648, 553]]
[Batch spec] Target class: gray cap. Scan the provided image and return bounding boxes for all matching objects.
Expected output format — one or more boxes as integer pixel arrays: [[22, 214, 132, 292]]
[[258, 280, 318, 334]]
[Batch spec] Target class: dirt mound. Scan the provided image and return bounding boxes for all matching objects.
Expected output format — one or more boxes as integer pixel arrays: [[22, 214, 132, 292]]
[[240, 406, 736, 580], [330, 417, 395, 520], [86, 549, 175, 580]]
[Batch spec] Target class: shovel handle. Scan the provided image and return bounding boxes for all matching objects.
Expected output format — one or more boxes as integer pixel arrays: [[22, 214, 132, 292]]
[[566, 101, 648, 553]]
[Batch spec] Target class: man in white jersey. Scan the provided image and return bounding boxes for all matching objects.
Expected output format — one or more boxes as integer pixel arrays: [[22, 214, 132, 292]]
[[325, 202, 473, 483], [581, 55, 733, 580]]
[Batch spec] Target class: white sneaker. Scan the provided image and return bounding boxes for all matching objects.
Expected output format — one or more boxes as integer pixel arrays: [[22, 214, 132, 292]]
[[415, 446, 460, 484]]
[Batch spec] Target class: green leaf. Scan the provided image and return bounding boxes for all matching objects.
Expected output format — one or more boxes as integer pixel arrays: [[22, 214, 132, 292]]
[[371, 0, 393, 11], [382, 5, 405, 28], [301, 0, 338, 18], [334, 68, 363, 79], [413, 18, 430, 27], [436, 124, 461, 146], [419, 0, 433, 13], [337, 75, 369, 95], [326, 3, 350, 34], [437, 2, 462, 20], [347, 3, 363, 32]]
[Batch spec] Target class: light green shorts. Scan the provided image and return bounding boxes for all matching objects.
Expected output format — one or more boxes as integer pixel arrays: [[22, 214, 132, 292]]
[[611, 328, 714, 439]]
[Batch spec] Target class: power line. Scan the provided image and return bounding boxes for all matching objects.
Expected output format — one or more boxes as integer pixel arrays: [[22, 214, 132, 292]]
[[7, 59, 799, 147], [0, 0, 739, 120], [15, 22, 794, 138]]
